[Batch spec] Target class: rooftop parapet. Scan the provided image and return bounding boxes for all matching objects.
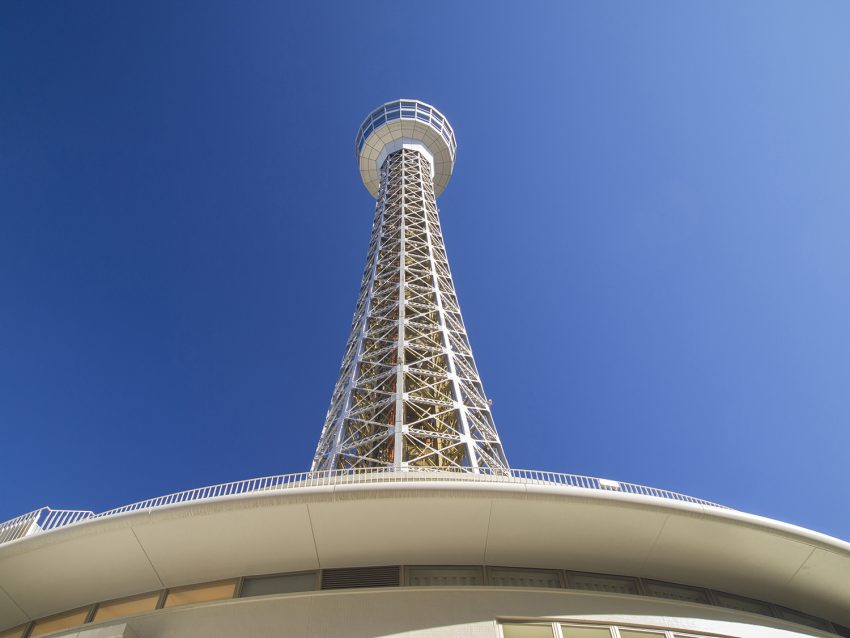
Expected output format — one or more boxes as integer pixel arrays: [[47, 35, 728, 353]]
[[0, 467, 727, 547]]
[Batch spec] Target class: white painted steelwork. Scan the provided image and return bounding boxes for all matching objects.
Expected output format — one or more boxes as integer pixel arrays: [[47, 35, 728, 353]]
[[0, 467, 727, 546], [314, 101, 507, 472]]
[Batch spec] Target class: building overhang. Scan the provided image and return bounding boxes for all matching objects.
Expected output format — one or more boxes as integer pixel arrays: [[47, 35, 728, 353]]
[[1, 479, 848, 630]]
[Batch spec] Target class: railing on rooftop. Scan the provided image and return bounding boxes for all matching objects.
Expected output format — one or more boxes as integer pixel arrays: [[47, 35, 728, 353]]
[[0, 508, 95, 544], [0, 467, 727, 546]]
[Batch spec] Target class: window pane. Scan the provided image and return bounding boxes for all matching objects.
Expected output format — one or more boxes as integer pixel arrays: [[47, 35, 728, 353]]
[[241, 572, 317, 597], [163, 580, 237, 608], [29, 608, 90, 638], [561, 625, 613, 638], [620, 630, 666, 638], [93, 592, 160, 622], [502, 624, 554, 638]]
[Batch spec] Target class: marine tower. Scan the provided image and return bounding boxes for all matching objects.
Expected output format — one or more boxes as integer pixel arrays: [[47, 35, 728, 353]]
[[1, 99, 849, 638], [312, 99, 509, 472]]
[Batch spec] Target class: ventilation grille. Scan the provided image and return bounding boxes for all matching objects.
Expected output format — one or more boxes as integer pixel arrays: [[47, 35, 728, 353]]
[[714, 591, 773, 615], [569, 573, 639, 595], [833, 624, 850, 638], [320, 566, 400, 590], [489, 568, 562, 589], [775, 607, 833, 631], [408, 566, 484, 587], [643, 580, 710, 604]]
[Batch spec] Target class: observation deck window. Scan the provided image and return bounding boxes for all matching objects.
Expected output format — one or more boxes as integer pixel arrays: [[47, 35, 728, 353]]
[[163, 579, 237, 608], [4, 566, 846, 637], [241, 572, 318, 597], [29, 609, 90, 638], [92, 592, 160, 622]]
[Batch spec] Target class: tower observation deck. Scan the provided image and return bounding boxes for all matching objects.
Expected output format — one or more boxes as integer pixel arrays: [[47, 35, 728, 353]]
[[311, 99, 509, 472]]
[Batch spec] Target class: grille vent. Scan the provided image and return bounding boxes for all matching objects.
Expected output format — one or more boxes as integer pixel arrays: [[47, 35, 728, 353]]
[[833, 624, 850, 638], [568, 572, 639, 595], [408, 566, 484, 587], [643, 580, 710, 604], [775, 607, 833, 631], [320, 566, 400, 590], [714, 591, 773, 615], [488, 568, 562, 589]]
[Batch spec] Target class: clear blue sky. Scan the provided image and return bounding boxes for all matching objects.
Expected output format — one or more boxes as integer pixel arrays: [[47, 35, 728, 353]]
[[2, 2, 849, 540]]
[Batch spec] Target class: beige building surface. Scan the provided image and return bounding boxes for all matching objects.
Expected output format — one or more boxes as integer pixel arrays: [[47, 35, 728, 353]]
[[1, 476, 848, 638]]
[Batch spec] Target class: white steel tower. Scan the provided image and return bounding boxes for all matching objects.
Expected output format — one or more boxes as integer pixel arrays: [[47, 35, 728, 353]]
[[1, 99, 849, 638], [312, 99, 509, 473]]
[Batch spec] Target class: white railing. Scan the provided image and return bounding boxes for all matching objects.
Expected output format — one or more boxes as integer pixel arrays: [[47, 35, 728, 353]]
[[0, 467, 727, 546], [0, 508, 95, 544]]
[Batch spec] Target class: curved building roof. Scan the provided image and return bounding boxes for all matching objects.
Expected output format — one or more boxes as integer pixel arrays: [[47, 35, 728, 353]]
[[1, 473, 848, 632]]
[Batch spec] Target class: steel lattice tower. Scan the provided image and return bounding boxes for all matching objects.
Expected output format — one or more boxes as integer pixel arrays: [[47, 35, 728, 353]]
[[312, 100, 509, 473]]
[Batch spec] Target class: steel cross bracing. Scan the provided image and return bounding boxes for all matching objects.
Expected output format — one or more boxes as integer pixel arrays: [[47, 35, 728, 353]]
[[313, 149, 509, 472]]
